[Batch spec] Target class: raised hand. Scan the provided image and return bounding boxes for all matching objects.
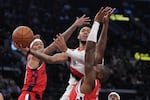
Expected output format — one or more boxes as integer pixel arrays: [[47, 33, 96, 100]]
[[54, 34, 68, 52], [103, 8, 116, 24], [13, 42, 30, 53], [94, 7, 113, 23], [74, 14, 91, 27]]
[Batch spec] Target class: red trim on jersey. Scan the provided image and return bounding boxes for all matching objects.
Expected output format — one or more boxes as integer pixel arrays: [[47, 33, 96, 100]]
[[70, 67, 84, 79], [69, 79, 101, 100], [77, 47, 85, 51]]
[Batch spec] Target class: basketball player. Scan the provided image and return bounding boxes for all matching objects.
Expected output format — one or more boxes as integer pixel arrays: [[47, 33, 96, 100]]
[[56, 7, 114, 100], [68, 7, 115, 100], [44, 14, 91, 55], [16, 15, 91, 100], [16, 15, 90, 100], [25, 7, 114, 100], [54, 7, 115, 99], [17, 39, 47, 100], [108, 92, 120, 100], [59, 22, 91, 100]]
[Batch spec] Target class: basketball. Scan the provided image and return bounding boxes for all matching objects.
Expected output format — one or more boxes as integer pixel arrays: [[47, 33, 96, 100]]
[[12, 26, 34, 48]]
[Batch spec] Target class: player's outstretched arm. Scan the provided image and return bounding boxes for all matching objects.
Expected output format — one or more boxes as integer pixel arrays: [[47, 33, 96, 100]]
[[16, 42, 68, 64], [80, 7, 108, 93], [44, 15, 91, 54], [95, 8, 115, 64], [28, 49, 68, 64], [62, 14, 91, 41]]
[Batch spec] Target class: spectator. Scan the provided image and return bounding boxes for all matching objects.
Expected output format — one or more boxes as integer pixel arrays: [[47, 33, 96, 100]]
[[108, 92, 120, 100]]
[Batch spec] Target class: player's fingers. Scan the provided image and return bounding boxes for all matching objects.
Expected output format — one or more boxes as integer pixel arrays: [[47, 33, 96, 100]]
[[54, 36, 62, 44], [19, 44, 22, 48], [99, 7, 104, 12], [76, 17, 79, 20], [106, 8, 115, 17], [81, 14, 86, 18], [57, 33, 62, 37], [56, 33, 62, 39], [55, 35, 61, 42], [84, 17, 91, 21], [58, 36, 65, 43], [102, 7, 111, 13], [54, 38, 59, 45], [13, 42, 19, 48], [106, 9, 112, 15], [56, 40, 63, 48], [54, 41, 60, 48], [84, 17, 90, 20], [56, 34, 59, 38], [53, 38, 56, 41], [102, 7, 112, 17], [57, 35, 63, 41], [56, 33, 61, 37], [83, 22, 90, 25], [109, 8, 116, 15]]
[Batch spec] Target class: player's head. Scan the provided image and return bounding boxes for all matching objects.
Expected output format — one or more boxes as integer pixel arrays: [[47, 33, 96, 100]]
[[108, 92, 120, 100], [30, 39, 44, 50], [94, 65, 107, 81], [77, 24, 91, 44], [94, 59, 110, 82]]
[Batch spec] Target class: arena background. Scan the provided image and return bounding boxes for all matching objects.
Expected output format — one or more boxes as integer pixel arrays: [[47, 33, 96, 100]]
[[0, 0, 149, 100]]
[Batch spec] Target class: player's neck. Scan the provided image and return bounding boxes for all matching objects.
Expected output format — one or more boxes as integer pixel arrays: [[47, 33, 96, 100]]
[[79, 42, 86, 50]]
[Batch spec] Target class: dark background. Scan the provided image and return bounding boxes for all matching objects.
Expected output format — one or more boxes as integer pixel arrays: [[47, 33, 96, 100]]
[[0, 0, 150, 100]]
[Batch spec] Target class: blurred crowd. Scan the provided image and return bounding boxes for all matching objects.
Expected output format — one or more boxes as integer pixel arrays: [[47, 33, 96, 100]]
[[0, 75, 20, 100], [0, 0, 149, 100]]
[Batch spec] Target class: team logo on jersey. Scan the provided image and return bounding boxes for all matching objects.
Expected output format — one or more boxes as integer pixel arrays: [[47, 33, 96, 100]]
[[72, 60, 77, 65]]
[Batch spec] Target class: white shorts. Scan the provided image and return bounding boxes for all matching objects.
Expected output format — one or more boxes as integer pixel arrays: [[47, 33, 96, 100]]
[[60, 84, 74, 100]]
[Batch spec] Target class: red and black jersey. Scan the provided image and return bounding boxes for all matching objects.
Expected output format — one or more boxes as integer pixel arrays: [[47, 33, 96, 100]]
[[21, 62, 47, 99]]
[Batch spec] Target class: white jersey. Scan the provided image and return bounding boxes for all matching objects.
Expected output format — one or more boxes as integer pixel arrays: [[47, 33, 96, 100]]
[[68, 48, 85, 84], [60, 48, 85, 100]]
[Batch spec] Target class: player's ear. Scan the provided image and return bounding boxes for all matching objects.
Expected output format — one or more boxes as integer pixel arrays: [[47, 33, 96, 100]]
[[77, 34, 80, 39]]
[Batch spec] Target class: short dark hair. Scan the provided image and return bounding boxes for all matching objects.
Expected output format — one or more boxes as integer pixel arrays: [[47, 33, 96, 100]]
[[76, 24, 91, 34]]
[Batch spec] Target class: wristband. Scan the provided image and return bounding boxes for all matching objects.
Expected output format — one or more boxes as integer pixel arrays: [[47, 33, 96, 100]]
[[87, 21, 100, 42]]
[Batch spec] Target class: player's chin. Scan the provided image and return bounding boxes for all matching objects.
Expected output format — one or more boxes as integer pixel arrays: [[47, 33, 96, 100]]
[[82, 37, 88, 41], [36, 47, 44, 51], [82, 39, 87, 42]]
